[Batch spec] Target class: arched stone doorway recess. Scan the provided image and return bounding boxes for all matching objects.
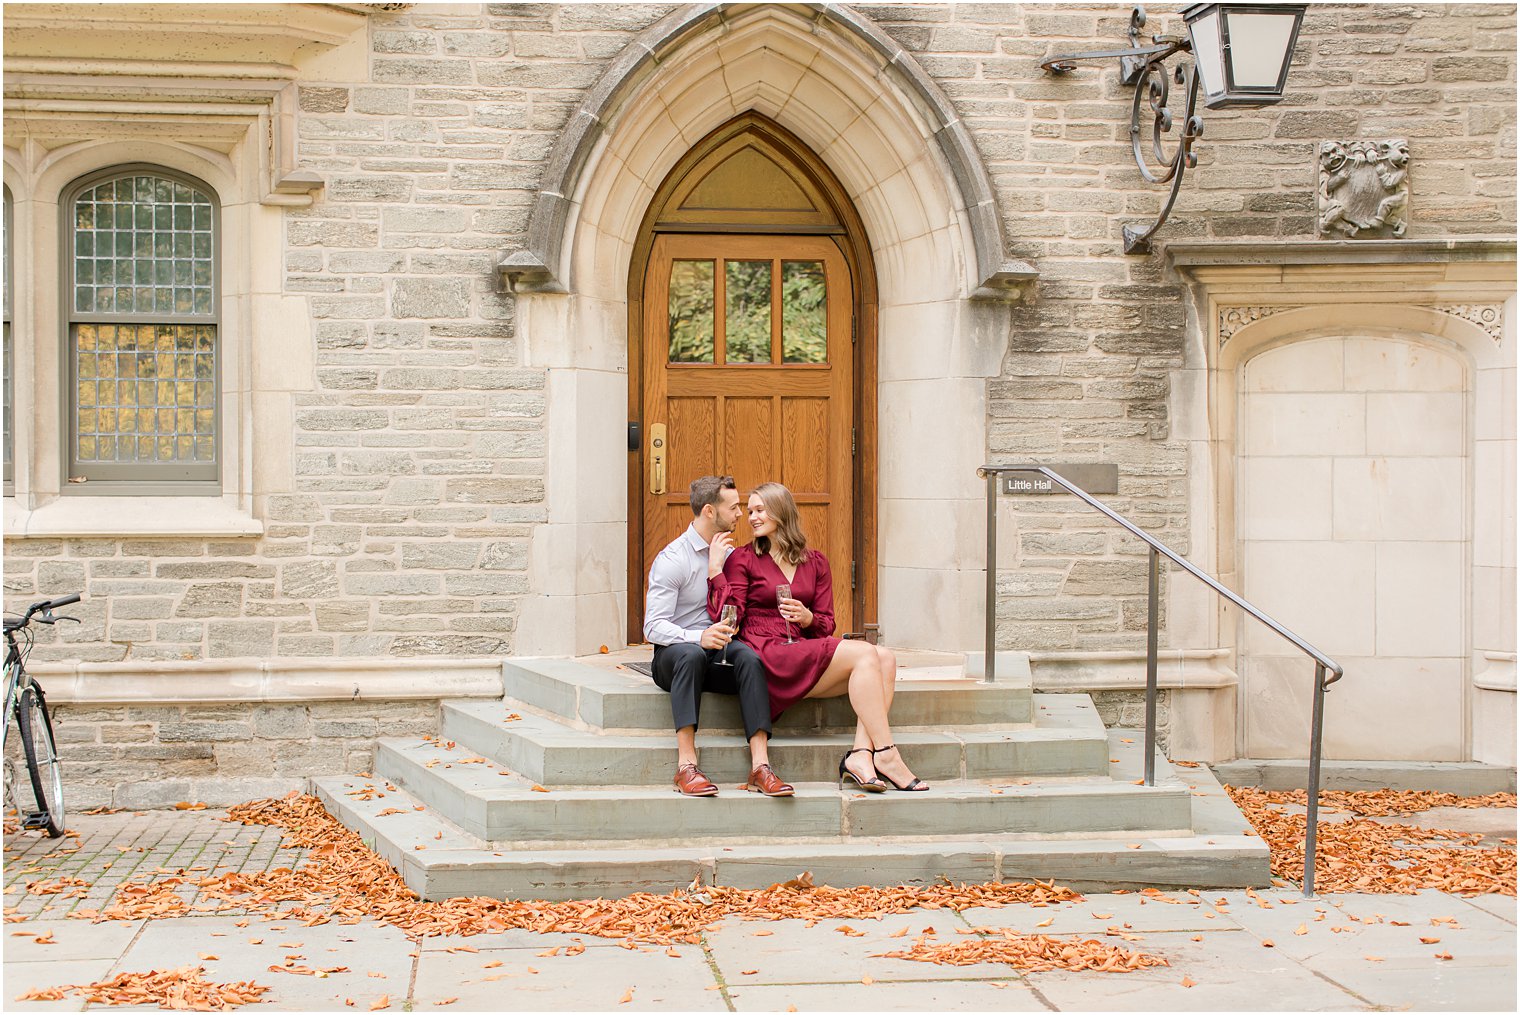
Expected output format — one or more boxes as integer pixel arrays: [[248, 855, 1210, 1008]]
[[505, 4, 1033, 656], [1217, 306, 1510, 764], [627, 113, 878, 637], [1166, 239, 1515, 767]]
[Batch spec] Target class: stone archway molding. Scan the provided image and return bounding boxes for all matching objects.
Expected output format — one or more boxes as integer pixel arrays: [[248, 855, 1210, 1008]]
[[497, 2, 1035, 301]]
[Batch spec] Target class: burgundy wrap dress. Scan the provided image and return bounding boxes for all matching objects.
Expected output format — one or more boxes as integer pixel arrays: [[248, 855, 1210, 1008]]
[[708, 544, 841, 721]]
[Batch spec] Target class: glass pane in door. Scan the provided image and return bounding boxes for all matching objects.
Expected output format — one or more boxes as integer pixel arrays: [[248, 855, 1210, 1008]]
[[781, 260, 827, 363], [724, 260, 772, 363], [668, 260, 715, 363]]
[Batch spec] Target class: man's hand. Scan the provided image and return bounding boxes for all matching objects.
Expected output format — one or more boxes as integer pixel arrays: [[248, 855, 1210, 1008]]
[[707, 531, 734, 578], [699, 621, 734, 651]]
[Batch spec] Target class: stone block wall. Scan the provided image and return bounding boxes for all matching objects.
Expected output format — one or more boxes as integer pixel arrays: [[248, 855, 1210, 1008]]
[[42, 700, 438, 810], [3, 3, 1513, 668], [848, 2, 1518, 651]]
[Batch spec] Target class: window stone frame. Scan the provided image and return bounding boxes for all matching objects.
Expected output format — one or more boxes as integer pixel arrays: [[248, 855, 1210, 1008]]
[[61, 164, 222, 493], [3, 140, 264, 539]]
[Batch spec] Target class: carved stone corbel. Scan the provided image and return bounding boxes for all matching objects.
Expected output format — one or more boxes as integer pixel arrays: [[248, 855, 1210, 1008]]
[[1318, 139, 1410, 239]]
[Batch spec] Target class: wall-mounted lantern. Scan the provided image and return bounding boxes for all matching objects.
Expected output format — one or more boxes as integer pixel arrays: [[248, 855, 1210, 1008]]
[[1042, 4, 1307, 252]]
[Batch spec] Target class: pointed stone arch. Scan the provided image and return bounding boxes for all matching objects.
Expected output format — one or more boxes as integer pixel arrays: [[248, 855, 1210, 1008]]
[[498, 2, 1034, 301], [511, 2, 1030, 655]]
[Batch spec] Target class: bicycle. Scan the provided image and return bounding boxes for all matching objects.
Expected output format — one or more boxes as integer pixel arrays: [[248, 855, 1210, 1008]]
[[4, 593, 82, 837]]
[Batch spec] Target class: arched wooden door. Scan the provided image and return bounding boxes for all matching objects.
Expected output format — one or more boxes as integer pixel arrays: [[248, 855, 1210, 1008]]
[[628, 115, 878, 641]]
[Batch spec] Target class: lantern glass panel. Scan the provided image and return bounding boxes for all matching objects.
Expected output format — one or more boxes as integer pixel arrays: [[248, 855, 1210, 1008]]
[[1186, 7, 1226, 100], [1224, 10, 1298, 88]]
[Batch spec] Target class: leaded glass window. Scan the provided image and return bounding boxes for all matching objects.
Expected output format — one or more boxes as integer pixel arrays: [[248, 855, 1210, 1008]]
[[67, 169, 218, 484]]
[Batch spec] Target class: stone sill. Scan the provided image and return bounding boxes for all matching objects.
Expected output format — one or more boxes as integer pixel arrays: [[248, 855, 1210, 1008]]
[[31, 658, 504, 705], [4, 495, 264, 539], [1027, 649, 1239, 691], [1164, 236, 1519, 271]]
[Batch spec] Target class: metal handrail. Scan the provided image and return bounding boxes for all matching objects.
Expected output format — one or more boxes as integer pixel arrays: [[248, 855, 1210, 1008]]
[[977, 464, 1344, 897]]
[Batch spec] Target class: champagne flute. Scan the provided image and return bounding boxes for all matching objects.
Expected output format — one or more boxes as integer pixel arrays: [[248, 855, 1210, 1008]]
[[715, 604, 738, 666], [776, 584, 795, 644]]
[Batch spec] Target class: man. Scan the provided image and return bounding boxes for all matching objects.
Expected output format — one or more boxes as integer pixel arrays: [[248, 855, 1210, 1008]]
[[644, 475, 793, 798]]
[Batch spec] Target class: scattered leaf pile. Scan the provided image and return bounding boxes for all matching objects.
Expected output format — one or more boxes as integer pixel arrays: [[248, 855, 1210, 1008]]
[[1228, 787, 1517, 896], [26, 875, 91, 899], [79, 795, 1079, 945], [877, 928, 1168, 973], [18, 965, 270, 1010], [1245, 788, 1517, 818]]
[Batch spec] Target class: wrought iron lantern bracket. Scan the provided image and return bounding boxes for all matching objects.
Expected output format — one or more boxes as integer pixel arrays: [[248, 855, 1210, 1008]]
[[1041, 7, 1204, 254]]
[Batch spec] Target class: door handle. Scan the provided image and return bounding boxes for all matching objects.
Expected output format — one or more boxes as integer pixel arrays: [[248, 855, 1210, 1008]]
[[648, 422, 667, 495]]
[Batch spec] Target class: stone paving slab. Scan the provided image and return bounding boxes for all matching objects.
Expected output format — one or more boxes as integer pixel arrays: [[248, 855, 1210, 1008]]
[[2, 916, 145, 963], [114, 913, 416, 1013], [3, 808, 1515, 1012], [4, 957, 115, 1012], [1023, 928, 1361, 1011], [412, 939, 727, 1011], [703, 912, 973, 985], [729, 979, 1048, 1012]]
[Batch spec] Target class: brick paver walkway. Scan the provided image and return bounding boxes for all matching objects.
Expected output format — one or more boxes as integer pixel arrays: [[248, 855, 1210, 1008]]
[[4, 809, 306, 922]]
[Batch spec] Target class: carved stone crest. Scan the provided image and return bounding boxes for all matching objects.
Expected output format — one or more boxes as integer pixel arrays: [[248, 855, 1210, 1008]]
[[1318, 139, 1409, 239]]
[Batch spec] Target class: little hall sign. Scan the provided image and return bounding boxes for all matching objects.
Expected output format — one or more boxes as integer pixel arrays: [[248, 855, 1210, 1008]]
[[1001, 464, 1119, 495]]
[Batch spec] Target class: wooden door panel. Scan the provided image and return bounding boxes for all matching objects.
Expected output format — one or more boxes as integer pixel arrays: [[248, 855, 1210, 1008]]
[[667, 369, 829, 397], [797, 504, 829, 572], [780, 397, 829, 494], [666, 397, 716, 488]]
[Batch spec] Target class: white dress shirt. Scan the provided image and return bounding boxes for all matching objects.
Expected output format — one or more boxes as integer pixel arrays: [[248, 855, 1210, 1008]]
[[644, 523, 723, 646]]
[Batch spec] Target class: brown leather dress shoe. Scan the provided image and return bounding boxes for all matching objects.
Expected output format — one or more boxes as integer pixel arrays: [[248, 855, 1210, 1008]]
[[673, 763, 719, 797], [746, 763, 795, 797]]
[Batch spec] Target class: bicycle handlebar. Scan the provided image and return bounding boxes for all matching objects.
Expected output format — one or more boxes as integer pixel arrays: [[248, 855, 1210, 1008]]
[[5, 593, 86, 633]]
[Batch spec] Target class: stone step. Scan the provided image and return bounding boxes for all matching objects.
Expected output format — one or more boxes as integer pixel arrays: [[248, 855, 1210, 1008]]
[[371, 736, 1196, 847], [500, 655, 1034, 733], [439, 692, 1111, 787], [311, 748, 1269, 902]]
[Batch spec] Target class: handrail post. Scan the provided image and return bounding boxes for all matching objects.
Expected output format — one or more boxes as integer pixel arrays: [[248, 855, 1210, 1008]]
[[1304, 661, 1328, 897], [984, 469, 998, 684], [1143, 545, 1160, 787]]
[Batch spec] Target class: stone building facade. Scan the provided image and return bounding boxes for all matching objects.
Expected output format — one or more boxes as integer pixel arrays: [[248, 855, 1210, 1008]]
[[3, 2, 1514, 805]]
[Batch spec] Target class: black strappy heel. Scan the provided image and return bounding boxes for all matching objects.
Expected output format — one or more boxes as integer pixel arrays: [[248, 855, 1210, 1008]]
[[838, 748, 887, 792], [871, 745, 929, 792]]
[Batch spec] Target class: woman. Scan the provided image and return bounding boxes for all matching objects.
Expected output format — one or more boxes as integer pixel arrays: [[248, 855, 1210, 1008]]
[[708, 482, 927, 792]]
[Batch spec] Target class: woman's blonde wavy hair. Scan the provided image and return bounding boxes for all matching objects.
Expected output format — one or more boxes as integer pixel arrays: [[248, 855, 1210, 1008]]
[[750, 482, 809, 567]]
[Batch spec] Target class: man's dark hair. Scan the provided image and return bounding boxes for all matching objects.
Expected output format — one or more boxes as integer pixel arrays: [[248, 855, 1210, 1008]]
[[689, 475, 736, 516]]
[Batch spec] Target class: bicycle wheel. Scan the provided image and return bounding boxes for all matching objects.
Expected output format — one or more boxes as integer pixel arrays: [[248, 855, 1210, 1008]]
[[17, 686, 65, 837]]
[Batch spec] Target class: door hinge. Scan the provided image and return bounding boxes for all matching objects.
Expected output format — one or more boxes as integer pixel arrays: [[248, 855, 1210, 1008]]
[[851, 560, 857, 590]]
